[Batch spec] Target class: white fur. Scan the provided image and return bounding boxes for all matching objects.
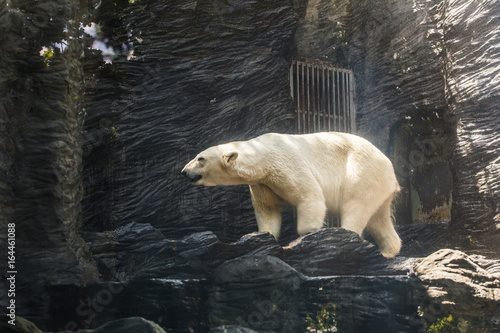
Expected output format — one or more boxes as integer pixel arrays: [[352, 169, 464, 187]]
[[182, 132, 402, 258]]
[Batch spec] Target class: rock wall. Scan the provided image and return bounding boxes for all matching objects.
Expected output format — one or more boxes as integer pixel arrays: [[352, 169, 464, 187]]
[[81, 0, 299, 243], [293, 0, 499, 250], [80, 0, 500, 247], [444, 0, 500, 254], [0, 0, 98, 325]]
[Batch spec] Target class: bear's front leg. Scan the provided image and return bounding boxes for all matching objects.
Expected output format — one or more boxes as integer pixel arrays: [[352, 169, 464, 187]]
[[296, 193, 327, 236], [249, 184, 283, 239]]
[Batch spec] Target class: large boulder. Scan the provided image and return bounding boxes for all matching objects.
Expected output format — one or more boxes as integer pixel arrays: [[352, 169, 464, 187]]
[[83, 222, 282, 281], [283, 228, 388, 276], [0, 316, 166, 333], [207, 256, 304, 332], [416, 249, 500, 331]]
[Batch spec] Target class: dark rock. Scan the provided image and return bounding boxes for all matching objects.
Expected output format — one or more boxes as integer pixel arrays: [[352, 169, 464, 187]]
[[396, 221, 453, 257], [0, 316, 43, 333], [0, 316, 167, 333], [416, 249, 500, 331], [74, 317, 167, 333], [83, 222, 283, 281], [84, 222, 399, 281], [207, 255, 424, 333], [78, 225, 413, 332], [208, 256, 304, 332], [44, 279, 207, 332], [445, 0, 500, 255], [284, 228, 389, 276], [0, 0, 98, 329], [301, 275, 425, 333], [209, 326, 259, 333]]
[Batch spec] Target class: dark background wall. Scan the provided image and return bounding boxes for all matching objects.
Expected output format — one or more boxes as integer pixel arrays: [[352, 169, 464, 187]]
[[81, 0, 299, 243], [81, 0, 459, 243], [0, 0, 99, 321], [77, 0, 500, 250]]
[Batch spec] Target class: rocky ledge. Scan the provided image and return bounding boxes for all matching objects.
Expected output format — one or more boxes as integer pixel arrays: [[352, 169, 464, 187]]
[[3, 223, 499, 332]]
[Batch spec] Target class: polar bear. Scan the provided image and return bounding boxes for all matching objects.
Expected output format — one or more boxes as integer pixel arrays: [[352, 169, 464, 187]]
[[181, 132, 401, 258]]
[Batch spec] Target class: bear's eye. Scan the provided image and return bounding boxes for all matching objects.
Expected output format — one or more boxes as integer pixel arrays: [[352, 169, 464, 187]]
[[197, 157, 205, 162]]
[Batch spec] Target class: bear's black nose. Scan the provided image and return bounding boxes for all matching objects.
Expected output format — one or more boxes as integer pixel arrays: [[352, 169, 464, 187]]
[[189, 174, 202, 183], [181, 171, 202, 183]]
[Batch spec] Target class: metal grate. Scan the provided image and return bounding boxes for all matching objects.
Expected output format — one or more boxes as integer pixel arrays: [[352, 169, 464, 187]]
[[290, 59, 356, 227], [290, 59, 356, 134]]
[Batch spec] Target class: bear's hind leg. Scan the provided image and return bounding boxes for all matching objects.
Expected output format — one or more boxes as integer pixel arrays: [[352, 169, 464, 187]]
[[250, 185, 283, 239], [340, 194, 381, 237], [366, 195, 401, 258]]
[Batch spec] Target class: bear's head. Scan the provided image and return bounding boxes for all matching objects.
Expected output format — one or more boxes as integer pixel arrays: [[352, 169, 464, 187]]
[[181, 145, 244, 186]]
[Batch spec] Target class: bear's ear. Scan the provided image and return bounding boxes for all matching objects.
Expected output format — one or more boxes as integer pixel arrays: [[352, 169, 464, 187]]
[[222, 151, 238, 166]]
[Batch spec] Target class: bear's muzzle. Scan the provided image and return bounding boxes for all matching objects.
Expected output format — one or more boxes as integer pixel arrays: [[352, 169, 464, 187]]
[[181, 170, 202, 183]]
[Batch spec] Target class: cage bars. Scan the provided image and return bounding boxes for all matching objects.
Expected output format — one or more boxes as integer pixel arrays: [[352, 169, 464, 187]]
[[290, 59, 356, 134]]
